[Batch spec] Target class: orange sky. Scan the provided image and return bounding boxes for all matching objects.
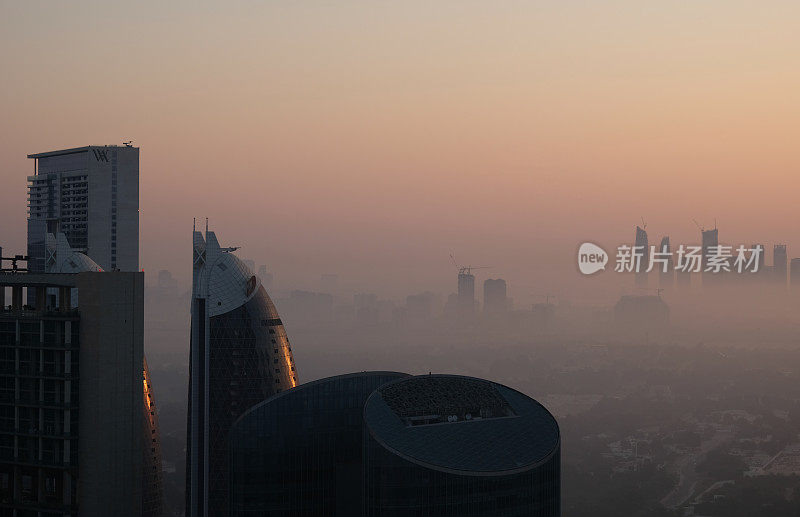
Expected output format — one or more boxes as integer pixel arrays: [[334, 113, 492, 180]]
[[1, 1, 798, 303]]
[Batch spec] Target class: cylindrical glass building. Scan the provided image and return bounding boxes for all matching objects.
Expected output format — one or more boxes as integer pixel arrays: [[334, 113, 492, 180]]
[[363, 375, 560, 516], [230, 372, 409, 515]]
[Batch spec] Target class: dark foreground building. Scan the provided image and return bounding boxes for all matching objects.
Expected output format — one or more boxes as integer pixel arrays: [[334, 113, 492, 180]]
[[142, 356, 164, 517], [230, 372, 560, 517], [364, 375, 560, 516], [0, 269, 149, 516], [230, 372, 409, 515]]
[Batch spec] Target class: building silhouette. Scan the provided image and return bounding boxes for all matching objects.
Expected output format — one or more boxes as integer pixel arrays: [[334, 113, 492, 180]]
[[791, 258, 800, 289], [749, 244, 767, 283], [186, 229, 298, 516], [229, 372, 560, 516], [406, 292, 435, 323], [774, 244, 787, 286], [532, 302, 556, 331], [0, 266, 146, 516], [364, 375, 560, 515], [634, 226, 649, 287], [457, 270, 476, 317], [257, 265, 274, 292], [614, 294, 670, 331], [483, 278, 508, 314], [700, 228, 719, 286], [658, 236, 673, 288]]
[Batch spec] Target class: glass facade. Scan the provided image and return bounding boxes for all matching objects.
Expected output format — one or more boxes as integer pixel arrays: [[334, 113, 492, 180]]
[[229, 372, 408, 516], [364, 375, 561, 517], [364, 439, 560, 516], [189, 283, 298, 516], [230, 372, 560, 516]]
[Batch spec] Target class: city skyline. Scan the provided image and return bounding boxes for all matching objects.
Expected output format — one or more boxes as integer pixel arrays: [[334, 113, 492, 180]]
[[1, 3, 800, 515], [2, 1, 799, 302]]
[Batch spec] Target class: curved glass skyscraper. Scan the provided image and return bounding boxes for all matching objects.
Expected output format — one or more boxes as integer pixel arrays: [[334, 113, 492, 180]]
[[230, 371, 409, 515], [186, 229, 298, 516], [229, 372, 560, 516]]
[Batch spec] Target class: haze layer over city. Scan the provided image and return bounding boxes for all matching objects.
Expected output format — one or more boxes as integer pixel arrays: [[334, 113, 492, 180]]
[[2, 2, 800, 516]]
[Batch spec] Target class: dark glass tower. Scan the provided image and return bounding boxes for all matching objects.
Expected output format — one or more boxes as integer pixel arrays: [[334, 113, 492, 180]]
[[230, 371, 409, 515], [186, 229, 298, 516], [229, 372, 560, 517]]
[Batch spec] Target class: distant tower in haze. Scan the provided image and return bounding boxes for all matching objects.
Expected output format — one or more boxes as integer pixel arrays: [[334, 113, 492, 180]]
[[658, 236, 673, 288], [320, 273, 339, 294], [257, 264, 274, 291], [634, 225, 649, 287], [773, 244, 787, 286], [186, 228, 298, 516], [751, 244, 766, 282], [406, 292, 436, 322], [790, 258, 800, 289], [483, 278, 508, 314], [457, 269, 476, 316], [700, 227, 719, 286]]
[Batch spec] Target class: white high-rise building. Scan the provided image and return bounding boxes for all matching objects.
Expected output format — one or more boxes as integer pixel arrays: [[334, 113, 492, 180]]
[[27, 145, 139, 273]]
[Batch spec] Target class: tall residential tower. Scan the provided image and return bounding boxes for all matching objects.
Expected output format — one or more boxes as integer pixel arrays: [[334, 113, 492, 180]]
[[27, 145, 139, 273]]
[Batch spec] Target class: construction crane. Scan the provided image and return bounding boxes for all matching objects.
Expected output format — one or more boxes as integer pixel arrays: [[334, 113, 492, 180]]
[[693, 219, 704, 232], [640, 216, 647, 231], [449, 254, 490, 276]]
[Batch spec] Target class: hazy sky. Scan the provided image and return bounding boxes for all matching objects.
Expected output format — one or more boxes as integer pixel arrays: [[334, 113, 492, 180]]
[[1, 1, 798, 303]]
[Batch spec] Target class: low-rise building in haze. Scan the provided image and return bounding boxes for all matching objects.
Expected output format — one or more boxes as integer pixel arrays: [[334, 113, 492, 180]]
[[614, 294, 670, 331]]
